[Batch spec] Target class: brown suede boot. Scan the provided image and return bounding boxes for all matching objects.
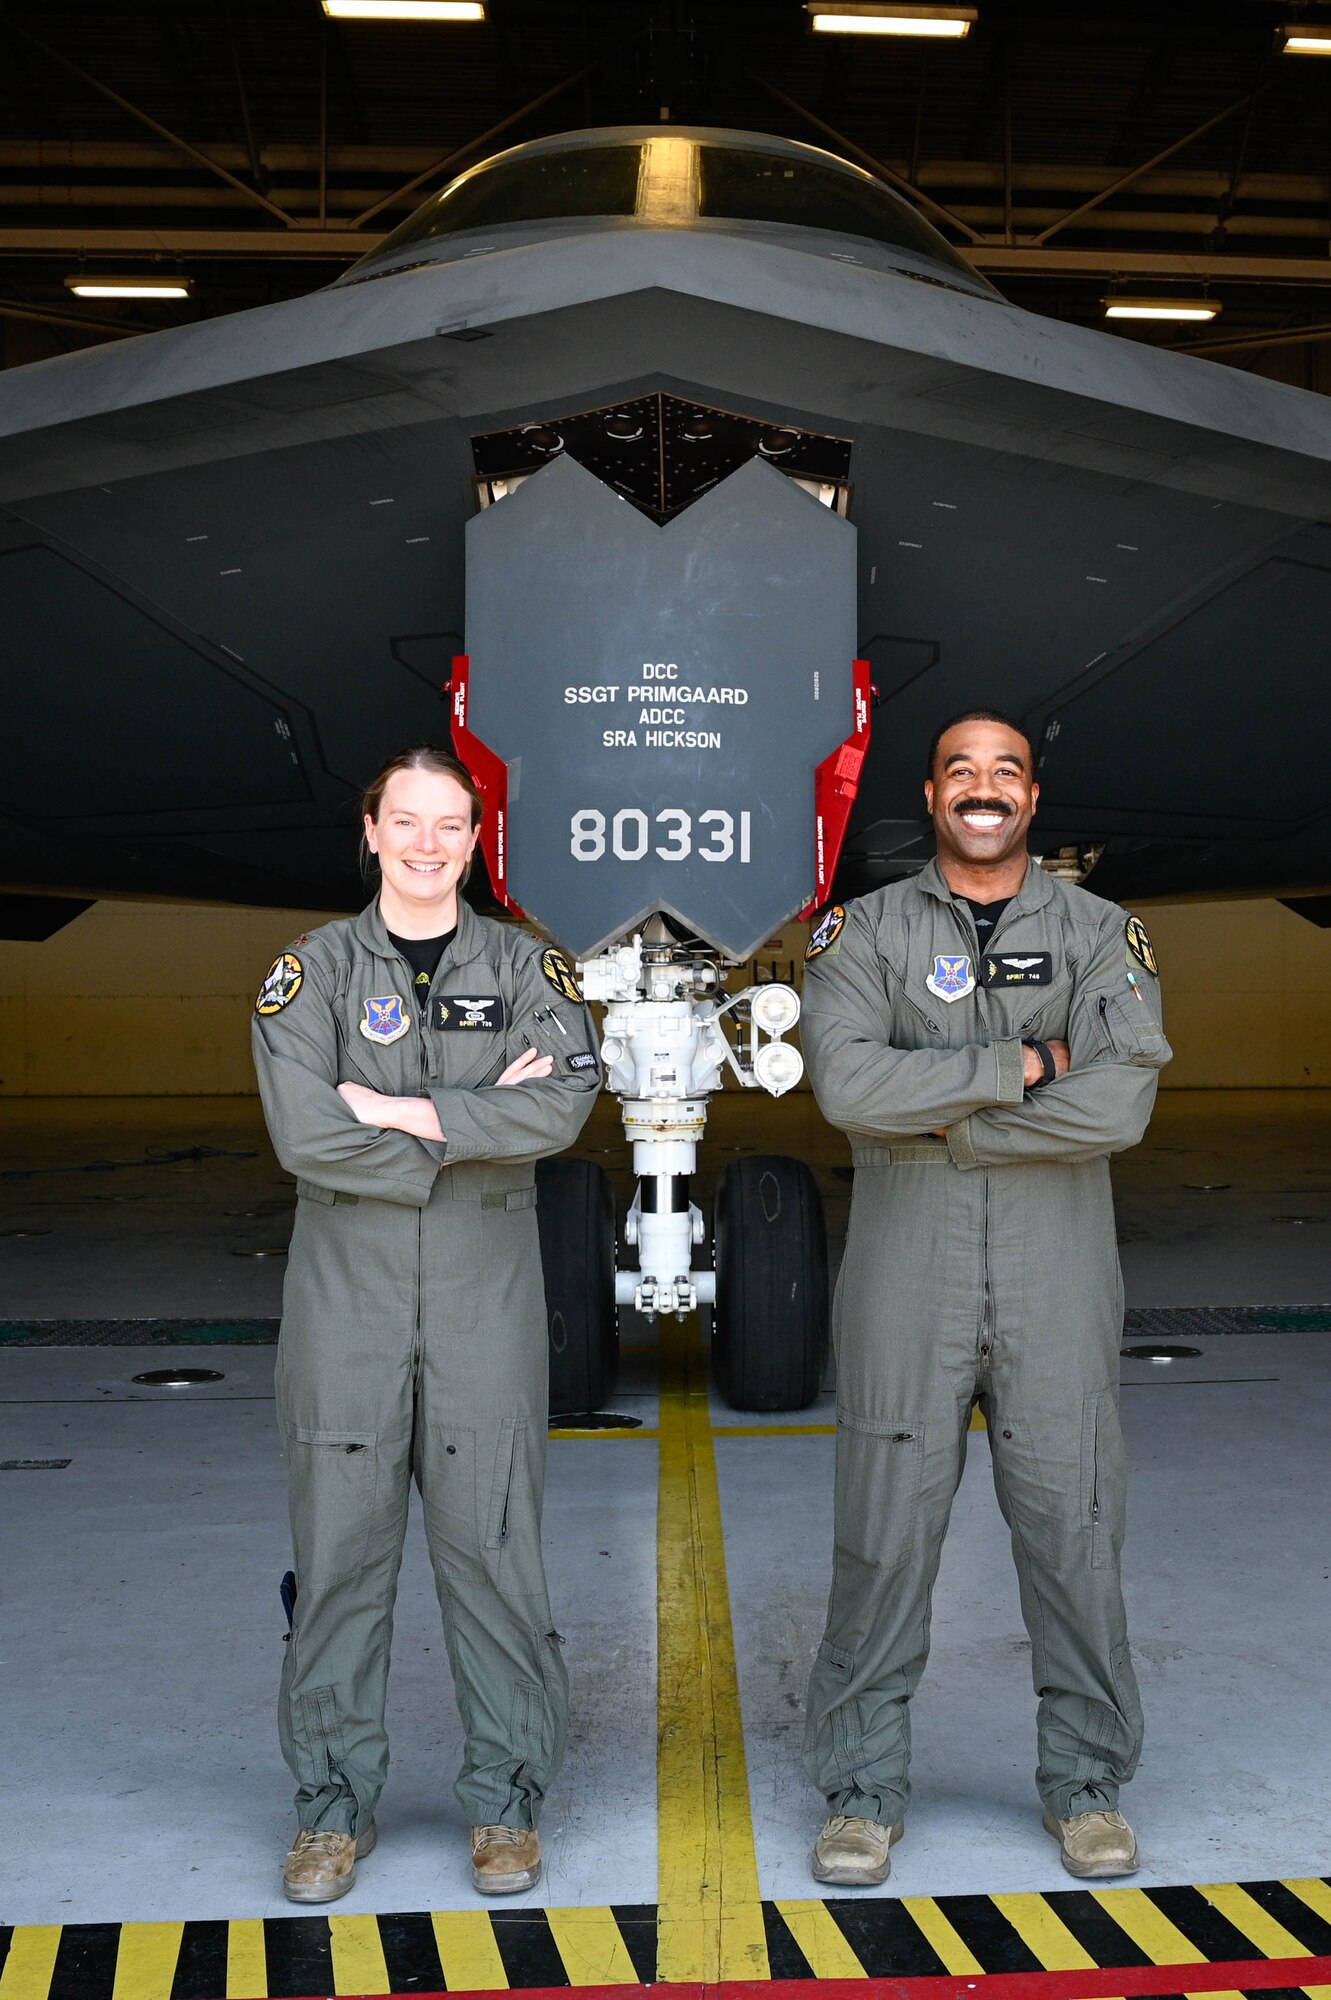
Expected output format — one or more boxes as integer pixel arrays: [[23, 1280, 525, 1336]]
[[282, 1821, 377, 1904], [471, 1825, 542, 1894], [1043, 1807, 1139, 1878], [810, 1814, 904, 1887]]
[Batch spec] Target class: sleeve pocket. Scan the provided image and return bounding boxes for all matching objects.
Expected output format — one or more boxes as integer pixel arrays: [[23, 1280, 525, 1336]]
[[1099, 991, 1172, 1068]]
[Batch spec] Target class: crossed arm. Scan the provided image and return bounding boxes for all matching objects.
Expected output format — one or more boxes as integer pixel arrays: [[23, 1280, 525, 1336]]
[[336, 1046, 554, 1142]]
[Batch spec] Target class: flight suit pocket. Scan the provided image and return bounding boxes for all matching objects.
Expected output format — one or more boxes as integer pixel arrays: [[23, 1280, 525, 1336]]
[[285, 1426, 380, 1590], [1079, 1394, 1125, 1569], [834, 1412, 925, 1573], [1098, 991, 1171, 1067], [484, 1418, 523, 1550]]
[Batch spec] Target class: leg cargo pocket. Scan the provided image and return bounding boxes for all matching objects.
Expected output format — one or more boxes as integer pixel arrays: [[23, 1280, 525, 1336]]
[[285, 1428, 380, 1591], [834, 1413, 925, 1573]]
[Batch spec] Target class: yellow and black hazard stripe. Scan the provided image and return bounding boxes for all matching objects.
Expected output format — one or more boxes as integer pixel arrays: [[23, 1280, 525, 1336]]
[[3, 1876, 1331, 1997]]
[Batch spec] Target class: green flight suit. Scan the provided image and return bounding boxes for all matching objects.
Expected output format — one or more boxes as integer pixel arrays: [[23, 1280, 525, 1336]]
[[252, 897, 600, 1837], [800, 857, 1171, 1826]]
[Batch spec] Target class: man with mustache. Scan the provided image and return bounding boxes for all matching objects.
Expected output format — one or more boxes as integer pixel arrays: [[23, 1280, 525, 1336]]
[[800, 710, 1171, 1887]]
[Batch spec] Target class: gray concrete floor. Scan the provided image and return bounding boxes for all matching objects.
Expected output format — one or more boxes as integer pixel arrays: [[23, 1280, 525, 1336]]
[[2, 1090, 1329, 1923]]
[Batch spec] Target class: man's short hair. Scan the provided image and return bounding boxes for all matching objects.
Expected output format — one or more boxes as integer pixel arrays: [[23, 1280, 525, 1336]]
[[926, 708, 1034, 780]]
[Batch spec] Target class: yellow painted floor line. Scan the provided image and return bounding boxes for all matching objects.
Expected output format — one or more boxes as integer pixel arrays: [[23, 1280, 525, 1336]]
[[774, 1899, 867, 1978], [1198, 1880, 1316, 1960], [430, 1910, 508, 1991], [0, 1927, 61, 2000], [656, 1316, 768, 1985], [713, 1423, 835, 1437], [898, 1896, 986, 1975], [990, 1890, 1099, 1970], [1089, 1887, 1207, 1965], [225, 1917, 267, 1999], [109, 1922, 184, 2000], [545, 1906, 641, 1986], [549, 1428, 659, 1440], [328, 1911, 391, 1994]]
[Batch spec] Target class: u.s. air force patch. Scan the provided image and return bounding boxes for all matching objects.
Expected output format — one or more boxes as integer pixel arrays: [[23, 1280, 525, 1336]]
[[1125, 915, 1158, 976], [255, 953, 303, 1016], [540, 947, 583, 1003], [805, 905, 845, 960], [360, 994, 411, 1044]]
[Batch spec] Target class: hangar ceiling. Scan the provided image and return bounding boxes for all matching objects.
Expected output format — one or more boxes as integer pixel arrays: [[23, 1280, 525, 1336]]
[[4, 0, 1331, 390]]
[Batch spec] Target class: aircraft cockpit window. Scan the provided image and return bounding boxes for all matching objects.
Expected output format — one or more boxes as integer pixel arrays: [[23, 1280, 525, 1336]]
[[371, 145, 642, 256], [697, 147, 978, 282]]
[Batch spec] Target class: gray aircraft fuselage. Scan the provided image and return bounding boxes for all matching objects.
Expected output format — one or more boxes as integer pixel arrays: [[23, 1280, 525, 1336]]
[[2, 124, 1328, 940]]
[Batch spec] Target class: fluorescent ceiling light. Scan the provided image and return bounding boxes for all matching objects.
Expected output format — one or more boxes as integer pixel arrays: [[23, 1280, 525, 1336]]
[[807, 4, 975, 36], [63, 275, 192, 299], [321, 1, 485, 18], [1104, 298, 1221, 323], [1279, 25, 1331, 53]]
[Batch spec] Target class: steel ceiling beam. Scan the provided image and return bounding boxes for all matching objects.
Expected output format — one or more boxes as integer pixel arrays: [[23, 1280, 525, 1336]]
[[5, 227, 1331, 298], [744, 73, 990, 246], [1028, 86, 1267, 247], [350, 68, 593, 227], [2, 20, 298, 228]]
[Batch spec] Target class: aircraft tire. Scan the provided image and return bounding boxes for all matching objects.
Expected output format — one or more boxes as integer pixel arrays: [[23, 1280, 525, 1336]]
[[536, 1156, 619, 1417], [712, 1154, 827, 1412]]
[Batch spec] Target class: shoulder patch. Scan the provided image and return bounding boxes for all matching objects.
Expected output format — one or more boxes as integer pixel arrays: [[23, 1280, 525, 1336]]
[[1124, 915, 1158, 976], [805, 905, 845, 960], [255, 952, 304, 1016], [540, 946, 583, 1003]]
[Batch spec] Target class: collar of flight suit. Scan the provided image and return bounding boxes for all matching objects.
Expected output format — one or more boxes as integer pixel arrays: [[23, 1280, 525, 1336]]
[[351, 893, 489, 968], [914, 851, 1055, 919]]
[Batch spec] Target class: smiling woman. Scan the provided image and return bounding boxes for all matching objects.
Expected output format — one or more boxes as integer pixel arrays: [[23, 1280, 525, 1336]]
[[249, 741, 602, 1906]]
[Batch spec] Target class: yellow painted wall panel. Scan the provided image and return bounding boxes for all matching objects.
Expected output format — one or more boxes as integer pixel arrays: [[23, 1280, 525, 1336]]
[[0, 894, 1327, 1095]]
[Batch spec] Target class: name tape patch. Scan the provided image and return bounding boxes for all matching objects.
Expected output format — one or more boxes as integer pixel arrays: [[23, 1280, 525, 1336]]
[[434, 996, 502, 1032], [980, 951, 1053, 989]]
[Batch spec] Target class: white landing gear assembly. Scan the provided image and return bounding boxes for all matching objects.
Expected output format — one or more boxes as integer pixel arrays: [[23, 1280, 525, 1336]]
[[450, 446, 870, 1413]]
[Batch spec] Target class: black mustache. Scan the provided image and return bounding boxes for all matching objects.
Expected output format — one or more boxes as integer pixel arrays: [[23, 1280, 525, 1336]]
[[953, 798, 1013, 817]]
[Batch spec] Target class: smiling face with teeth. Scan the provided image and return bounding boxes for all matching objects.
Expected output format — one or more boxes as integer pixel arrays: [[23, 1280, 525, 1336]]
[[364, 767, 480, 938], [925, 716, 1038, 897]]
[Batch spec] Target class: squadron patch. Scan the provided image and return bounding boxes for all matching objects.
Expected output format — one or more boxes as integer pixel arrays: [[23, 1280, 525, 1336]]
[[805, 905, 845, 960], [1124, 916, 1158, 976], [359, 993, 411, 1044], [255, 953, 304, 1016], [540, 947, 583, 1003], [433, 996, 502, 1032], [926, 953, 976, 1004]]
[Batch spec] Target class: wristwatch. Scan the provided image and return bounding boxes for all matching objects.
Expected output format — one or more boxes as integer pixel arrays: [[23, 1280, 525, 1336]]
[[1023, 1039, 1057, 1088]]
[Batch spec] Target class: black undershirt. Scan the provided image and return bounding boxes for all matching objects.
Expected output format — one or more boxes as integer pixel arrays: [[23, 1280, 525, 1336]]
[[388, 926, 457, 1003], [964, 897, 1010, 945]]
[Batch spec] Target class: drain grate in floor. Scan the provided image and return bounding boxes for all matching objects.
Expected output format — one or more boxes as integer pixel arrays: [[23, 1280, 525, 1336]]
[[1124, 1304, 1331, 1336], [0, 1318, 279, 1345], [1, 1306, 1328, 1347]]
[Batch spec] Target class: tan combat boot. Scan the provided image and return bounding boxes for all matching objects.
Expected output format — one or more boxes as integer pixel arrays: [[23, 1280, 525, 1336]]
[[283, 1820, 377, 1903], [1043, 1807, 1139, 1878], [810, 1814, 903, 1887], [471, 1824, 542, 1894]]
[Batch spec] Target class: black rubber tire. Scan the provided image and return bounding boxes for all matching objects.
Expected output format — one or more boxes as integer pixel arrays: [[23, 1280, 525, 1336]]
[[712, 1154, 828, 1411], [535, 1157, 618, 1417]]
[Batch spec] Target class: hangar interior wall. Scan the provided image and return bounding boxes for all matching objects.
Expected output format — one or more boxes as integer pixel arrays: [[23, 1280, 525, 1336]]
[[0, 894, 1326, 1096]]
